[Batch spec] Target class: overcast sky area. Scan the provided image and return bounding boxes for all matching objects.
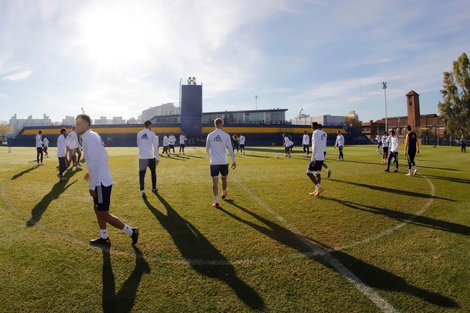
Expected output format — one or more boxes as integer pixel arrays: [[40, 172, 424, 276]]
[[1, 0, 469, 123]]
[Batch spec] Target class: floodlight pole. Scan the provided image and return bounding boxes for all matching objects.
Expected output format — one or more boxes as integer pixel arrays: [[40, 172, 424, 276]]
[[382, 82, 388, 133], [255, 95, 258, 110]]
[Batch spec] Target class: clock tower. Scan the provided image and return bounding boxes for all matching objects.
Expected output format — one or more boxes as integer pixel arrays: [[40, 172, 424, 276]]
[[406, 90, 420, 129]]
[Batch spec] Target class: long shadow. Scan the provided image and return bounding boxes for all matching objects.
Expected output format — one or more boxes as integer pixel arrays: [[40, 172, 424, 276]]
[[178, 154, 204, 159], [102, 246, 150, 313], [420, 173, 470, 185], [242, 154, 271, 159], [143, 195, 265, 311], [326, 197, 470, 236], [330, 179, 456, 202], [11, 166, 39, 180], [26, 173, 78, 227], [221, 200, 458, 309]]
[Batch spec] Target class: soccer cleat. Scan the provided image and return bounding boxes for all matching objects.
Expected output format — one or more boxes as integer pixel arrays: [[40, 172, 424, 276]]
[[314, 187, 324, 197], [384, 169, 389, 172], [406, 172, 411, 176], [413, 169, 418, 176], [222, 191, 228, 200], [327, 169, 332, 178], [152, 188, 158, 192], [393, 169, 398, 172], [141, 190, 146, 198], [131, 228, 139, 245], [90, 237, 111, 247], [212, 203, 220, 208]]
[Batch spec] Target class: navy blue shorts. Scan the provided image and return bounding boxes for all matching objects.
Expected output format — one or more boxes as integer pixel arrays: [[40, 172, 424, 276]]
[[93, 184, 112, 211], [210, 164, 229, 177], [307, 160, 323, 174]]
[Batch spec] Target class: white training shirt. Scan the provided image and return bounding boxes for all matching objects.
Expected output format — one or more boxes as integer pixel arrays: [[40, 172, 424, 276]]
[[311, 129, 327, 161], [81, 129, 113, 189], [239, 135, 245, 145], [67, 130, 81, 149], [381, 135, 389, 148], [43, 138, 49, 148], [163, 136, 169, 147], [388, 135, 399, 152], [206, 128, 235, 165], [57, 134, 66, 157], [179, 135, 186, 145], [168, 135, 176, 145], [35, 134, 43, 148], [284, 136, 293, 147], [302, 134, 310, 145], [137, 128, 159, 159], [335, 134, 345, 147]]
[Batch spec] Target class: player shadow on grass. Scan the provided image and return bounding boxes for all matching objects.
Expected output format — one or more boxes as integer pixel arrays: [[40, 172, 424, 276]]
[[101, 246, 150, 313], [326, 198, 470, 236], [11, 166, 39, 180], [142, 194, 265, 311], [26, 172, 78, 227], [220, 199, 459, 309], [329, 179, 456, 202], [418, 173, 470, 185]]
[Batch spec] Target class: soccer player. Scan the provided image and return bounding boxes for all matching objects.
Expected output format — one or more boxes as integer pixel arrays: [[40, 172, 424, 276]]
[[404, 125, 420, 176], [137, 120, 160, 196], [75, 114, 139, 248], [239, 134, 246, 155], [385, 130, 399, 172], [168, 133, 176, 154], [42, 136, 49, 158], [334, 130, 345, 161], [318, 124, 332, 178], [307, 122, 327, 196], [282, 134, 293, 157], [162, 133, 170, 157], [57, 128, 67, 181], [232, 133, 240, 153], [66, 126, 82, 171], [179, 132, 186, 155], [35, 130, 44, 165], [206, 118, 236, 208], [381, 131, 389, 164], [302, 131, 310, 157]]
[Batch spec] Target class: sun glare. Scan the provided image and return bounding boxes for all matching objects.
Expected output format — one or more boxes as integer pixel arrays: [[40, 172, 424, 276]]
[[77, 4, 156, 68]]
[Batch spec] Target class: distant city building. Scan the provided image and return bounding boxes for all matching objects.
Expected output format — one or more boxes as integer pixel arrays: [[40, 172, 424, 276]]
[[93, 116, 126, 125], [141, 103, 180, 122], [346, 110, 359, 120], [9, 114, 52, 135], [62, 116, 75, 126], [290, 114, 344, 126]]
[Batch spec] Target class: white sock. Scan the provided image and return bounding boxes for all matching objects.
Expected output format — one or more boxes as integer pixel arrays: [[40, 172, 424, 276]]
[[214, 196, 219, 203], [100, 229, 109, 239], [122, 224, 133, 236], [327, 168, 331, 172], [316, 183, 321, 189], [222, 190, 227, 196]]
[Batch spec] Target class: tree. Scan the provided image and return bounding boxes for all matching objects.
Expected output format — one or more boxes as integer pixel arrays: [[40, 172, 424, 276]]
[[0, 122, 12, 137], [344, 116, 361, 129], [438, 52, 470, 136]]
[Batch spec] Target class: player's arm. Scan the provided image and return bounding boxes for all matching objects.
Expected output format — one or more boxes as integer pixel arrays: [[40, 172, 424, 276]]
[[416, 136, 420, 153], [404, 134, 409, 155]]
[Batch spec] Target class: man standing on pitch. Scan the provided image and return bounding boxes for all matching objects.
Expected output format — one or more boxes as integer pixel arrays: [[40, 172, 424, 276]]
[[385, 130, 399, 172], [334, 130, 345, 161], [57, 128, 67, 181], [35, 130, 44, 165], [404, 125, 419, 176], [302, 131, 310, 157], [137, 120, 160, 196], [206, 118, 236, 208], [75, 114, 139, 247], [307, 122, 327, 197]]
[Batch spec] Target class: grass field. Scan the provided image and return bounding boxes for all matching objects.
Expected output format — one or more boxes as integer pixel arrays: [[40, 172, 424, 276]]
[[0, 144, 469, 313]]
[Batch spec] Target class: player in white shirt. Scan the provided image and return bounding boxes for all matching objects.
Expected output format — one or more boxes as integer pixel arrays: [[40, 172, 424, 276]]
[[35, 130, 44, 165], [334, 130, 345, 161], [302, 131, 310, 157], [385, 130, 399, 172], [66, 126, 82, 171], [57, 128, 67, 181], [75, 114, 139, 248], [307, 122, 327, 197], [137, 120, 160, 196], [179, 132, 186, 155], [318, 124, 332, 178], [283, 134, 293, 157], [381, 131, 389, 164], [206, 118, 236, 208], [42, 136, 49, 158], [168, 133, 176, 154], [239, 134, 246, 154], [162, 134, 170, 157]]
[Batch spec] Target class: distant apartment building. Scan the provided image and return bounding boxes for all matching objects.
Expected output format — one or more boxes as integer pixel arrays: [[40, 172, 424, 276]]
[[140, 103, 180, 122], [290, 114, 344, 126], [94, 116, 126, 125], [9, 114, 52, 135]]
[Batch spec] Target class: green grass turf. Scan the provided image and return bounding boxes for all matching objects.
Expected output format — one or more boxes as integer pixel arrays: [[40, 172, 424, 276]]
[[0, 144, 469, 312]]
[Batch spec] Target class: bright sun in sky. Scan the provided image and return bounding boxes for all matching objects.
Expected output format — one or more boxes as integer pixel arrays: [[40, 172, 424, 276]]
[[76, 3, 157, 69]]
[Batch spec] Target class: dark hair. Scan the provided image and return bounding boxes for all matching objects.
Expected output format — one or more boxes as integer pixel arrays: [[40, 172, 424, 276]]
[[144, 120, 152, 128], [60, 128, 66, 134], [214, 118, 224, 127], [407, 125, 412, 131], [76, 114, 91, 126], [311, 122, 319, 130]]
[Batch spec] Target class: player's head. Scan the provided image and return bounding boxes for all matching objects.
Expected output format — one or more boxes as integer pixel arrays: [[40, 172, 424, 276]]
[[60, 128, 66, 135], [337, 130, 341, 134], [391, 130, 396, 135], [214, 118, 223, 128], [144, 120, 152, 129], [311, 122, 319, 130], [75, 114, 91, 135], [407, 125, 412, 132]]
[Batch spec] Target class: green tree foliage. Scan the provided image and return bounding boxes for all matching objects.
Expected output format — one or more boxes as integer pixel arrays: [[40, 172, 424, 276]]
[[0, 122, 12, 137], [438, 52, 470, 136]]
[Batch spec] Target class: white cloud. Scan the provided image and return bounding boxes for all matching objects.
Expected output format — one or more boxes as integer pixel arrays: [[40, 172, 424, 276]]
[[2, 70, 32, 81]]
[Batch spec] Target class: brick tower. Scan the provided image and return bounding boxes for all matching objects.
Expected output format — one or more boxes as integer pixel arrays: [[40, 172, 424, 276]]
[[406, 90, 420, 129]]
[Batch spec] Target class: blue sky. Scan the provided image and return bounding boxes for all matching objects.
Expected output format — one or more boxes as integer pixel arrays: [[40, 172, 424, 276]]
[[1, 0, 469, 123]]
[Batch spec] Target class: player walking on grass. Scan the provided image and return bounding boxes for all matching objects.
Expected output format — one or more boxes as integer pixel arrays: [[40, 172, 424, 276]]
[[75, 114, 139, 248], [179, 132, 186, 155], [239, 134, 246, 155], [57, 128, 67, 181], [385, 130, 399, 172], [404, 125, 419, 176], [137, 120, 160, 197], [318, 124, 332, 178], [381, 131, 389, 164], [35, 130, 44, 165], [206, 118, 236, 208], [307, 122, 327, 197], [334, 130, 345, 161], [302, 131, 310, 157]]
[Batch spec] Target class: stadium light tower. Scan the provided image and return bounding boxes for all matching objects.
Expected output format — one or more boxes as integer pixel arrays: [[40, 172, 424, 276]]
[[382, 82, 388, 133]]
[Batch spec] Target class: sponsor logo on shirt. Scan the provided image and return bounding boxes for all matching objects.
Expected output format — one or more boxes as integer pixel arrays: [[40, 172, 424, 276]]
[[213, 135, 222, 142], [140, 133, 149, 140]]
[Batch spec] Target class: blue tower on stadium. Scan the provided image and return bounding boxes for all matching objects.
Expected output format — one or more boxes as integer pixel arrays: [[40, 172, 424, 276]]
[[180, 77, 203, 136]]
